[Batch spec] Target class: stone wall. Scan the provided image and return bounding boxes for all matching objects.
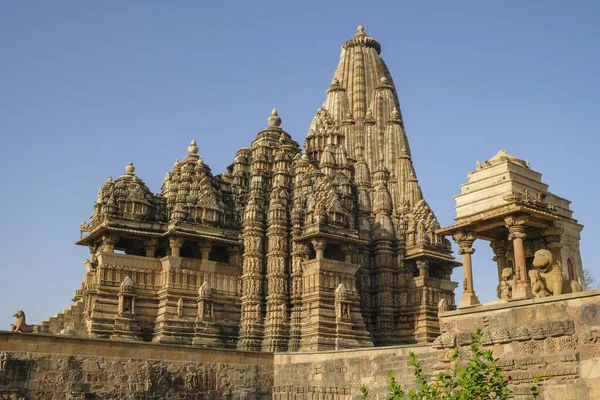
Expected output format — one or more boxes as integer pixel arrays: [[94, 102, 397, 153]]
[[273, 290, 600, 399], [0, 332, 273, 400], [3, 290, 600, 399], [273, 344, 436, 399], [434, 290, 600, 400]]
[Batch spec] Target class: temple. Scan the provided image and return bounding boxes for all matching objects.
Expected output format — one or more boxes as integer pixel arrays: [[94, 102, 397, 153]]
[[5, 26, 599, 399], [38, 26, 459, 350]]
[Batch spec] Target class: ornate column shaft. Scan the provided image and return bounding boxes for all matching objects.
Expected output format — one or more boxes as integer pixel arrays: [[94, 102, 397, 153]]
[[505, 215, 532, 299], [453, 232, 480, 308]]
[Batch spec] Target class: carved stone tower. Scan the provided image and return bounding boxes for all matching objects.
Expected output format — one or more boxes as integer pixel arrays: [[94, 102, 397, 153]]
[[43, 25, 459, 350]]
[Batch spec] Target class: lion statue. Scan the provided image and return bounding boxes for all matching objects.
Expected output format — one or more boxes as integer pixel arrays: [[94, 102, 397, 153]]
[[532, 249, 583, 296], [9, 310, 37, 333]]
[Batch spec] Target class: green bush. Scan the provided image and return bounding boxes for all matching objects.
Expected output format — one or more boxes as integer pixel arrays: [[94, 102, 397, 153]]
[[360, 329, 540, 399]]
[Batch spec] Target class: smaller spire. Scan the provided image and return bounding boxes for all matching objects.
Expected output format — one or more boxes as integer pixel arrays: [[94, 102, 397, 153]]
[[391, 107, 400, 120], [125, 162, 135, 175], [188, 139, 198, 155], [107, 176, 113, 183], [267, 108, 281, 128]]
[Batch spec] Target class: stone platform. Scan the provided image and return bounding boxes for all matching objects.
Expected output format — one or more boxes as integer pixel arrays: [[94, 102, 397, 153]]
[[0, 332, 273, 399], [2, 290, 600, 399]]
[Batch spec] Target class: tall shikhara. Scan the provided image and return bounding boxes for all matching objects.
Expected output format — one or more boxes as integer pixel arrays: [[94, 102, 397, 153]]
[[47, 26, 458, 351]]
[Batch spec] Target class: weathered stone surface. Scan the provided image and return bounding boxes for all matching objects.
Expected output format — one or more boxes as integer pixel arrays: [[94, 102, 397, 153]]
[[0, 332, 272, 399], [271, 290, 600, 399]]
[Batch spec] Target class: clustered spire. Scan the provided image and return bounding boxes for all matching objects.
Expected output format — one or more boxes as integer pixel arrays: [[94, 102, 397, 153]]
[[75, 26, 458, 350]]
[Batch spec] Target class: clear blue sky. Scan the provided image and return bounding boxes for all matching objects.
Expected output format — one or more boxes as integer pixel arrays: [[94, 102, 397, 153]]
[[1, 1, 599, 329]]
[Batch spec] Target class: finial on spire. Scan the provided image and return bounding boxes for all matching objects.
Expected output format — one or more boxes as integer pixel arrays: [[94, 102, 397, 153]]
[[107, 176, 113, 182], [125, 162, 135, 175], [188, 139, 198, 155], [174, 159, 180, 168], [356, 24, 366, 37], [267, 108, 281, 127]]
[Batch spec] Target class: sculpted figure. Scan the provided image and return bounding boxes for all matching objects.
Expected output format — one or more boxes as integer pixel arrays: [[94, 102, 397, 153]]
[[499, 267, 514, 300], [532, 249, 583, 296], [9, 310, 37, 333], [529, 269, 549, 298], [437, 298, 448, 314]]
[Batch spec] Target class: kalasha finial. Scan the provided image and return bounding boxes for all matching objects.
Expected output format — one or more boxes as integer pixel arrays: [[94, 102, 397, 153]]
[[356, 24, 366, 37], [267, 108, 281, 128], [125, 162, 135, 174], [107, 176, 113, 182], [174, 159, 180, 168], [188, 139, 198, 155]]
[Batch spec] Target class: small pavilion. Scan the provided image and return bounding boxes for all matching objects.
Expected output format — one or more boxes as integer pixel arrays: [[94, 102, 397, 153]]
[[438, 150, 585, 308]]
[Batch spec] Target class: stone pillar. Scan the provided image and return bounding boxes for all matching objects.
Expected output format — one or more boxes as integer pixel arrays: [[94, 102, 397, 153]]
[[169, 236, 184, 258], [453, 232, 480, 308], [505, 215, 532, 299], [542, 226, 564, 270], [144, 238, 158, 258], [227, 246, 240, 265], [288, 241, 309, 352], [199, 241, 212, 261], [312, 238, 326, 260], [341, 244, 356, 264], [101, 233, 119, 253], [417, 260, 429, 278], [490, 240, 507, 298]]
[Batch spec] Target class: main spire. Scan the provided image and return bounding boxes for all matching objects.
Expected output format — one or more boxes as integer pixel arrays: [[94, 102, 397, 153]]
[[307, 25, 420, 212]]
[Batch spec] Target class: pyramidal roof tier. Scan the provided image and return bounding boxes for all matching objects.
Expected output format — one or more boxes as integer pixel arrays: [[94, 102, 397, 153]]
[[308, 25, 422, 213]]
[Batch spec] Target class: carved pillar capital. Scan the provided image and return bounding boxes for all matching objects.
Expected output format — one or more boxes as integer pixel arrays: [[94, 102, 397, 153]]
[[504, 214, 529, 227], [144, 238, 159, 258], [198, 240, 213, 260], [101, 233, 119, 253], [505, 215, 529, 240], [541, 226, 563, 245], [452, 231, 477, 249], [457, 247, 475, 255], [416, 260, 429, 278], [169, 236, 185, 257], [311, 238, 327, 260]]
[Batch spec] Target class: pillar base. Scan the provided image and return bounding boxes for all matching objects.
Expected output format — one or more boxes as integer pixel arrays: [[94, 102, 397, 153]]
[[459, 291, 480, 308], [512, 281, 533, 299]]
